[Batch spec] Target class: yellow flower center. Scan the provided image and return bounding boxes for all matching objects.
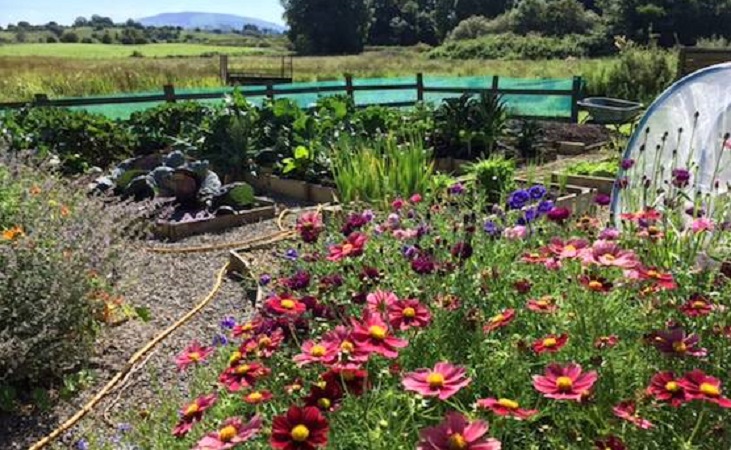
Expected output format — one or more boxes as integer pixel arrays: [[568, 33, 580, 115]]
[[700, 383, 720, 397], [317, 398, 332, 409], [184, 403, 200, 417], [603, 254, 616, 261], [565, 245, 576, 253], [588, 280, 603, 290], [368, 325, 387, 340], [490, 313, 505, 324], [229, 351, 242, 366], [291, 424, 311, 442], [188, 352, 201, 362], [447, 433, 468, 450], [218, 425, 237, 442], [235, 364, 251, 375], [529, 253, 540, 258], [673, 341, 688, 353], [259, 336, 272, 347], [648, 226, 660, 235], [342, 243, 355, 255], [556, 376, 573, 391], [647, 270, 659, 278], [536, 300, 549, 307], [542, 338, 558, 348], [692, 301, 707, 309], [497, 398, 519, 410], [402, 307, 417, 318], [248, 392, 264, 402], [310, 345, 327, 357], [341, 340, 355, 353], [427, 372, 445, 389], [280, 299, 296, 310], [665, 381, 681, 393]]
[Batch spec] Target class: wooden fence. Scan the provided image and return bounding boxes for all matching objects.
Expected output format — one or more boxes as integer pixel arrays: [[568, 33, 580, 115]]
[[0, 73, 584, 122]]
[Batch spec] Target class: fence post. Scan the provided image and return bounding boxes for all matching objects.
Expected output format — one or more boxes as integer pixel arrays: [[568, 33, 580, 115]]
[[266, 83, 275, 101], [220, 54, 229, 85], [416, 73, 424, 103], [345, 74, 355, 101], [570, 76, 583, 123], [34, 93, 49, 106], [491, 75, 499, 94], [163, 84, 176, 103]]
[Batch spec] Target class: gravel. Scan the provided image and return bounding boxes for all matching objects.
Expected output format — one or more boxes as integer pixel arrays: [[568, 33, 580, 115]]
[[1, 217, 289, 450]]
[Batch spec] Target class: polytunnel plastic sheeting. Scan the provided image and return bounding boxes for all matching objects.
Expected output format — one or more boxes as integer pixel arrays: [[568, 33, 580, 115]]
[[610, 63, 731, 217]]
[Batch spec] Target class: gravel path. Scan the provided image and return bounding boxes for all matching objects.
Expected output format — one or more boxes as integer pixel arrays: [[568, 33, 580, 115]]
[[1, 216, 289, 450]]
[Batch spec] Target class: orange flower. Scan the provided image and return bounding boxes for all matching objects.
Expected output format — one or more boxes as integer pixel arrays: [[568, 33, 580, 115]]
[[2, 226, 24, 241], [29, 185, 42, 196], [60, 205, 71, 217]]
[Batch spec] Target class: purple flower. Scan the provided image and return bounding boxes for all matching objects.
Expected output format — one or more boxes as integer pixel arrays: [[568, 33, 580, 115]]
[[285, 248, 299, 260], [387, 213, 400, 227], [417, 223, 430, 237], [341, 213, 369, 236], [451, 242, 473, 260], [75, 440, 89, 450], [594, 193, 611, 206], [362, 209, 375, 221], [449, 182, 466, 195], [259, 274, 272, 286], [117, 423, 132, 433], [402, 245, 418, 259], [672, 168, 691, 188], [283, 270, 311, 290], [599, 228, 621, 240], [621, 159, 635, 170], [508, 189, 531, 210], [212, 334, 229, 347], [220, 317, 236, 330], [483, 220, 501, 236], [529, 185, 547, 200], [524, 207, 539, 223], [537, 200, 554, 214], [411, 253, 436, 275]]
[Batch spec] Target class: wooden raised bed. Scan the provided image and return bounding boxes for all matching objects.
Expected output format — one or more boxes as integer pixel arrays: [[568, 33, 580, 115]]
[[153, 198, 276, 241], [435, 157, 472, 174], [551, 173, 614, 195], [244, 172, 338, 204]]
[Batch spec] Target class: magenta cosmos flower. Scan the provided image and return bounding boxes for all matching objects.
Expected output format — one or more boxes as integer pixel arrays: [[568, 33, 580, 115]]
[[351, 311, 408, 359], [546, 237, 588, 260], [175, 341, 214, 371], [678, 294, 714, 317], [402, 362, 471, 400], [389, 298, 432, 331], [327, 232, 367, 262], [193, 416, 262, 450], [532, 334, 568, 354], [581, 240, 639, 269], [648, 327, 707, 358], [678, 370, 731, 408], [646, 372, 687, 407], [296, 211, 324, 243], [293, 340, 339, 367], [418, 411, 500, 450], [264, 294, 307, 317], [477, 398, 538, 420], [219, 361, 270, 392], [532, 363, 598, 401], [172, 393, 217, 437], [483, 309, 516, 333], [612, 400, 654, 429], [526, 296, 559, 314], [366, 290, 398, 314]]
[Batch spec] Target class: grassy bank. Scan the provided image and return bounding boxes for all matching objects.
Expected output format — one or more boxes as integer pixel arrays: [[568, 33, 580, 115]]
[[0, 43, 279, 58], [0, 47, 615, 101]]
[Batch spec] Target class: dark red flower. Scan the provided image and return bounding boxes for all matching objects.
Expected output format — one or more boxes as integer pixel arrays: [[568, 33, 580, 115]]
[[678, 294, 714, 317], [646, 371, 687, 407], [612, 400, 654, 429], [648, 327, 707, 358], [678, 370, 731, 408], [271, 406, 329, 449], [532, 334, 569, 354], [594, 435, 626, 450], [304, 380, 344, 413], [547, 207, 571, 224], [322, 367, 369, 396], [483, 309, 516, 333], [594, 335, 619, 350]]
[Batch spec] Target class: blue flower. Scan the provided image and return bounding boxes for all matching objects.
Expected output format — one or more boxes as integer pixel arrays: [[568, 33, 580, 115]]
[[483, 220, 501, 236], [212, 334, 229, 347], [524, 207, 539, 223], [259, 274, 272, 286], [285, 249, 298, 260], [220, 317, 236, 330], [117, 423, 132, 433], [529, 185, 547, 200], [537, 200, 554, 214], [508, 189, 530, 210], [75, 440, 90, 450]]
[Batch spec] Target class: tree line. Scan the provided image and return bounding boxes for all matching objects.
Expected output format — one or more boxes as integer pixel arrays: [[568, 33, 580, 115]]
[[282, 0, 731, 54]]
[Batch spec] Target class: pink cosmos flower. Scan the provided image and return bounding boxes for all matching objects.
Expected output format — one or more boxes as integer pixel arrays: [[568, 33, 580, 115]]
[[175, 341, 214, 371], [581, 240, 639, 269], [243, 390, 273, 405], [366, 290, 398, 313], [327, 232, 367, 262], [483, 309, 515, 333], [628, 266, 677, 290], [531, 334, 568, 354], [321, 325, 369, 364], [546, 237, 588, 259], [612, 400, 654, 429], [192, 416, 262, 450], [532, 363, 598, 401], [240, 329, 285, 359], [402, 362, 471, 400], [648, 327, 707, 358], [678, 370, 731, 408], [264, 294, 307, 316], [646, 371, 687, 407], [172, 393, 217, 437], [477, 398, 538, 420], [393, 228, 419, 240], [293, 340, 339, 367], [526, 296, 559, 314], [351, 311, 408, 359], [594, 335, 619, 350], [411, 193, 423, 203], [599, 228, 621, 240], [543, 258, 562, 271], [417, 411, 501, 450], [388, 298, 432, 331], [296, 211, 324, 243], [679, 294, 714, 317], [692, 217, 715, 233], [219, 362, 270, 392], [503, 225, 527, 241], [392, 198, 406, 210]]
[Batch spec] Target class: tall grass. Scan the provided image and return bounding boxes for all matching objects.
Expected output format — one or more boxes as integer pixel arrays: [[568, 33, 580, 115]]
[[330, 133, 434, 205]]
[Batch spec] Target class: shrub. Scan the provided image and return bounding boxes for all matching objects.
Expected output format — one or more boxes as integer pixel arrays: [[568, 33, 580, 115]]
[[512, 0, 598, 36], [430, 32, 592, 60], [465, 154, 516, 203], [59, 31, 80, 43], [0, 108, 135, 174], [433, 93, 507, 159], [45, 35, 58, 43], [447, 16, 495, 41], [128, 101, 212, 154], [585, 43, 677, 103], [0, 155, 125, 388]]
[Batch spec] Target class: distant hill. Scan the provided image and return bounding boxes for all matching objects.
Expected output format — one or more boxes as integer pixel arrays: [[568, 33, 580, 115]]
[[138, 12, 286, 33]]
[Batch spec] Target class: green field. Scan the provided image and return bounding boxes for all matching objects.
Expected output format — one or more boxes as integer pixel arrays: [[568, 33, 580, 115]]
[[0, 43, 279, 58]]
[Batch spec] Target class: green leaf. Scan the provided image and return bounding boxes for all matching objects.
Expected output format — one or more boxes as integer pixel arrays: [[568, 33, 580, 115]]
[[134, 306, 152, 322], [294, 146, 310, 159]]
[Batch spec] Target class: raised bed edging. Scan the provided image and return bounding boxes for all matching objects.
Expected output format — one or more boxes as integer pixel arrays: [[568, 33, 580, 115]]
[[153, 198, 276, 241], [551, 173, 614, 195], [244, 173, 337, 204]]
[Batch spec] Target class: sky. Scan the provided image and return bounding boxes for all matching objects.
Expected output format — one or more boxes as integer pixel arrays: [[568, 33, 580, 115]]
[[0, 0, 285, 26]]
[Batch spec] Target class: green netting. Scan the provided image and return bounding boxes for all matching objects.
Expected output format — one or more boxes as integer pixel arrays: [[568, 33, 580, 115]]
[[63, 76, 578, 120]]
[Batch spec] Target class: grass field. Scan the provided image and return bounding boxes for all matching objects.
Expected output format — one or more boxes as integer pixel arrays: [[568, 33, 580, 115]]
[[0, 43, 279, 59], [0, 46, 616, 101]]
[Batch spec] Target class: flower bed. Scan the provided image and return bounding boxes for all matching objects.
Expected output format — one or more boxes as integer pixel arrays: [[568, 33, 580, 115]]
[[98, 176, 731, 449]]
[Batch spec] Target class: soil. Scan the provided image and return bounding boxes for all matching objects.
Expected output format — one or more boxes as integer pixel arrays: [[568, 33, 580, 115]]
[[0, 214, 291, 450], [537, 121, 615, 146]]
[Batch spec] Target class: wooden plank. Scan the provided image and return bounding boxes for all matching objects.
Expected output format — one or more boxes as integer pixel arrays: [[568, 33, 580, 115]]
[[422, 87, 574, 96], [416, 73, 424, 102], [345, 74, 354, 100], [353, 84, 418, 92], [163, 84, 176, 103]]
